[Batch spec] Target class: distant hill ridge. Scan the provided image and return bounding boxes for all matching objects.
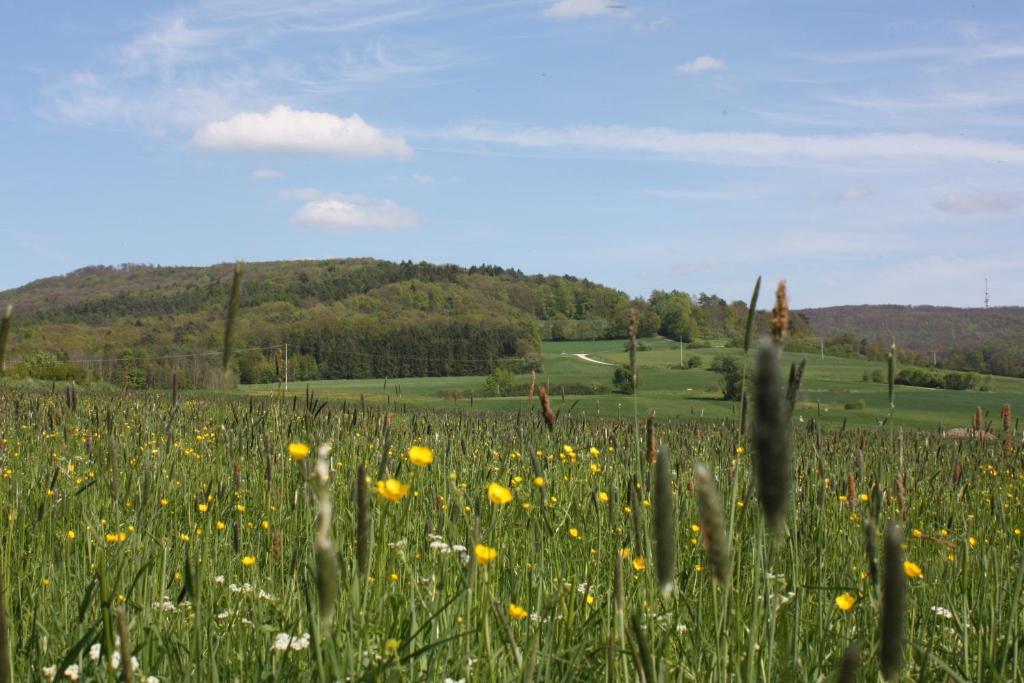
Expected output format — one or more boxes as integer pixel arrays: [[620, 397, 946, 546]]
[[798, 304, 1024, 353]]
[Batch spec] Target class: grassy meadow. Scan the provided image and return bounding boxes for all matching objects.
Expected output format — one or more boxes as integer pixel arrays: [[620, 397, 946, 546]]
[[1, 335, 1022, 681], [246, 337, 1024, 431]]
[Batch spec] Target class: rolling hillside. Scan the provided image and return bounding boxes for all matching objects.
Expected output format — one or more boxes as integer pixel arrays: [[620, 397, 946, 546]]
[[799, 304, 1024, 376], [0, 259, 635, 387]]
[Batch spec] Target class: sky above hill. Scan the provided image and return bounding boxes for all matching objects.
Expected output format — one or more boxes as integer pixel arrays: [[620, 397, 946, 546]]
[[2, 0, 1023, 307]]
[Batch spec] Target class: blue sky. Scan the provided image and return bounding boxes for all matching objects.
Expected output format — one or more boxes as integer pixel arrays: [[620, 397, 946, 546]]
[[2, 0, 1023, 307]]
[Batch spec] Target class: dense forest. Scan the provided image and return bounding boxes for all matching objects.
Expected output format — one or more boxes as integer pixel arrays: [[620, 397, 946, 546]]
[[1, 259, 1021, 387]]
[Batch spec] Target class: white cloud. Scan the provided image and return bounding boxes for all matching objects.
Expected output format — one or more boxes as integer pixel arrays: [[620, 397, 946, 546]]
[[543, 0, 623, 19], [292, 195, 418, 231], [934, 192, 1021, 214], [676, 56, 726, 74], [193, 106, 412, 157], [413, 174, 435, 184], [252, 168, 283, 180], [443, 123, 1024, 165], [119, 16, 221, 75], [278, 187, 324, 201], [840, 188, 871, 203]]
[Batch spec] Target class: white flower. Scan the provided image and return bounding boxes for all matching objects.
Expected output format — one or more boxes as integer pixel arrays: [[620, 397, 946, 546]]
[[110, 652, 121, 669], [130, 656, 140, 672], [213, 575, 225, 585], [387, 539, 407, 549], [290, 633, 311, 651], [271, 633, 292, 652], [88, 642, 102, 661], [258, 590, 274, 601], [931, 605, 954, 619], [216, 610, 233, 620], [443, 679, 465, 683], [450, 544, 467, 553], [41, 665, 57, 681], [429, 540, 451, 553], [145, 677, 160, 683], [64, 663, 80, 681], [676, 624, 689, 634]]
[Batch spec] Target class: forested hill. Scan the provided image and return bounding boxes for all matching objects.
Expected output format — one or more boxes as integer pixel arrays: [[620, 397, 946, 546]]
[[0, 259, 642, 387], [799, 305, 1024, 376]]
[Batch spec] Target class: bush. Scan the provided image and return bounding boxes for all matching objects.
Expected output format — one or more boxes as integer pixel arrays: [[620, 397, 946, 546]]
[[709, 355, 744, 401], [482, 367, 515, 397], [844, 400, 866, 410], [612, 365, 635, 394], [686, 355, 702, 369]]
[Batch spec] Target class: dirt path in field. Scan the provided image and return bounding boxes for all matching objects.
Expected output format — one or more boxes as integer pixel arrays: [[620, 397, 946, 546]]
[[565, 353, 614, 366]]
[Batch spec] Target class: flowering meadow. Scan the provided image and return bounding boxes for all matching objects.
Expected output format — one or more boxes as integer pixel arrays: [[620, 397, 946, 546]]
[[0, 379, 1022, 682]]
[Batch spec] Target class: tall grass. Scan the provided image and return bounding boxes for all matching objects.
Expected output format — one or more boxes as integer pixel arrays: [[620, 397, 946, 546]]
[[0, 373, 1019, 680]]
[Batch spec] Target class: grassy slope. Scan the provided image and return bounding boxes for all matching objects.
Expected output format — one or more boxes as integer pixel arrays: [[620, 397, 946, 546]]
[[243, 337, 1024, 429]]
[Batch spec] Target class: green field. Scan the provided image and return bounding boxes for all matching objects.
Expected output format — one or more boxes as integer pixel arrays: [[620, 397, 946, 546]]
[[245, 338, 1024, 430]]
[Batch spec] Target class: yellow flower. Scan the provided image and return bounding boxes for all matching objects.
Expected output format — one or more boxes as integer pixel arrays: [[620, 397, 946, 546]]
[[197, 503, 209, 513], [508, 603, 528, 620], [66, 530, 76, 540], [735, 446, 745, 455], [589, 446, 600, 456], [632, 557, 647, 571], [288, 442, 311, 461], [216, 521, 226, 530], [903, 561, 924, 579], [241, 555, 256, 567], [911, 529, 922, 538], [569, 528, 580, 539], [384, 638, 401, 653], [377, 479, 411, 502], [597, 491, 609, 503], [408, 445, 434, 467], [835, 593, 856, 611], [532, 476, 545, 487], [487, 482, 513, 505], [474, 544, 498, 565], [968, 536, 978, 548], [619, 547, 631, 558], [160, 498, 168, 507], [859, 493, 869, 502], [179, 533, 190, 542]]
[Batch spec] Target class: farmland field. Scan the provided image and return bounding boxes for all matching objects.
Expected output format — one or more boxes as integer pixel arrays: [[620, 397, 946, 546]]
[[2, 341, 1022, 681], [246, 338, 1024, 431]]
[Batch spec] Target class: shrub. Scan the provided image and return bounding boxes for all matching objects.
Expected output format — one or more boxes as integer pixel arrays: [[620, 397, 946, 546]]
[[613, 365, 636, 394], [709, 355, 744, 401], [844, 400, 866, 410]]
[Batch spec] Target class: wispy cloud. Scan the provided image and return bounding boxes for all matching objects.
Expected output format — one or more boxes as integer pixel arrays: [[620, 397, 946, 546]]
[[840, 187, 871, 203], [42, 2, 466, 133], [193, 106, 412, 157], [543, 0, 625, 19], [289, 191, 418, 231], [676, 56, 726, 74], [252, 168, 283, 180], [934, 191, 1021, 215], [441, 123, 1024, 165]]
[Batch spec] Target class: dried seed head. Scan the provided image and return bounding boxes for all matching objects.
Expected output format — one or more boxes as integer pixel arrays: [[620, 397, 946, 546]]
[[539, 387, 556, 431], [752, 338, 791, 532], [770, 281, 789, 344], [880, 522, 906, 680], [652, 447, 676, 596], [645, 415, 657, 464], [694, 463, 730, 584]]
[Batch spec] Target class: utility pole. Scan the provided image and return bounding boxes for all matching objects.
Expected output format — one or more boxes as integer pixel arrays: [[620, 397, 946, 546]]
[[284, 343, 289, 392], [679, 335, 683, 368], [820, 339, 824, 360], [985, 278, 990, 308]]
